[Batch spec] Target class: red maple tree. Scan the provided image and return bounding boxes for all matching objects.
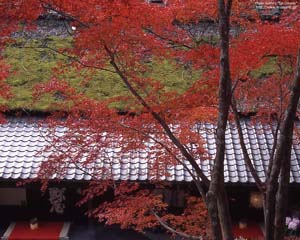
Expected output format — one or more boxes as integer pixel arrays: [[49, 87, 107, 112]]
[[1, 1, 300, 239]]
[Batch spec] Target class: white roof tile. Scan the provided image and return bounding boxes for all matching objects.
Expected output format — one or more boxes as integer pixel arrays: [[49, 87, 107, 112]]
[[0, 117, 300, 183]]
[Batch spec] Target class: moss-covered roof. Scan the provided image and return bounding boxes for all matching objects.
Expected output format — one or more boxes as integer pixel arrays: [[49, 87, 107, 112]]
[[2, 36, 280, 112], [2, 37, 202, 111]]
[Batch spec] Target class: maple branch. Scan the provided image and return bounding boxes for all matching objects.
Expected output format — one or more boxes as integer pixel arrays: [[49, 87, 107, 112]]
[[150, 210, 203, 240], [104, 45, 210, 187], [265, 49, 300, 239], [118, 122, 207, 200], [40, 45, 117, 74], [38, 126, 114, 180], [266, 121, 280, 180], [266, 62, 292, 180], [145, 28, 192, 49], [231, 77, 239, 95], [230, 96, 265, 192]]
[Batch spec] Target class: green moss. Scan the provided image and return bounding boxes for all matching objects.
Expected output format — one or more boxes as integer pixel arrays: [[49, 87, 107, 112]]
[[147, 59, 201, 93], [6, 35, 290, 113], [4, 37, 72, 110], [251, 57, 277, 79], [3, 37, 201, 111]]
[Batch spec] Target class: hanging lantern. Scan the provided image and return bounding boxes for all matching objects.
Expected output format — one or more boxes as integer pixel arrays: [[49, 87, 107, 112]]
[[250, 191, 263, 209]]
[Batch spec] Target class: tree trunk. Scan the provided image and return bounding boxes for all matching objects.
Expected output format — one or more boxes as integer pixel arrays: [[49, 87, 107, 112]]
[[274, 51, 300, 240], [217, 183, 233, 240], [206, 191, 223, 240], [265, 51, 300, 240], [265, 178, 278, 240], [275, 155, 291, 240], [208, 0, 234, 239]]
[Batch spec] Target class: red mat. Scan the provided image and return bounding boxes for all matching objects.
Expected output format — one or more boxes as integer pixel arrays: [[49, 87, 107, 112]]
[[8, 221, 64, 240], [233, 222, 264, 239]]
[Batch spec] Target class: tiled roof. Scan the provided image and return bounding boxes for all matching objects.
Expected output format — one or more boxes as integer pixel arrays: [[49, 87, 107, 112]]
[[1, 117, 300, 183]]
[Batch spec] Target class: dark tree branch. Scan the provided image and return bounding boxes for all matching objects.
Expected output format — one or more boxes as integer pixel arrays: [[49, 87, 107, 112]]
[[274, 49, 300, 240], [267, 119, 280, 180], [145, 28, 193, 50], [151, 210, 203, 240], [104, 44, 210, 187], [231, 96, 265, 192], [118, 122, 207, 201]]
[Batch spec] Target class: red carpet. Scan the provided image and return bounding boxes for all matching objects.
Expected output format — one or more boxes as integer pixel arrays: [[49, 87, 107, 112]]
[[8, 221, 64, 240], [233, 222, 264, 239]]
